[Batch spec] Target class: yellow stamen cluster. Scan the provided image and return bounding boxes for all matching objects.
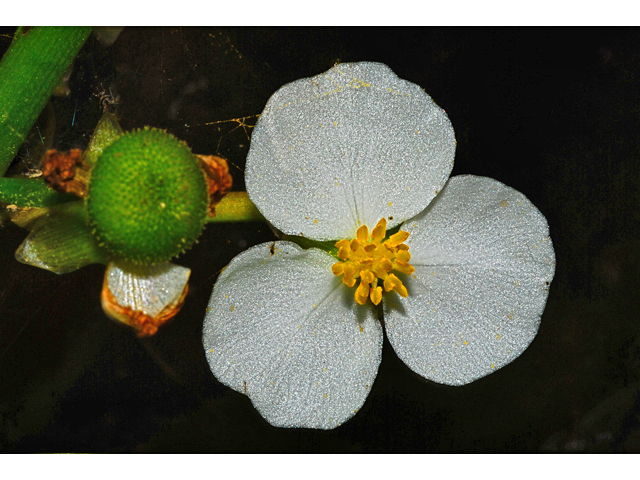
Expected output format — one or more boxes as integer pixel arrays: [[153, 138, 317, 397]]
[[331, 218, 415, 306]]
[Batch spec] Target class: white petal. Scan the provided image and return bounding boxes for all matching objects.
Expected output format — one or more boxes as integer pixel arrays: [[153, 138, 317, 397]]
[[203, 241, 382, 429], [102, 261, 190, 336], [384, 175, 555, 385], [246, 62, 456, 241]]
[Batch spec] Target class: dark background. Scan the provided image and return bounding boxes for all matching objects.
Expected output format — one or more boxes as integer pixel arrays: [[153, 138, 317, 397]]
[[1, 27, 639, 452]]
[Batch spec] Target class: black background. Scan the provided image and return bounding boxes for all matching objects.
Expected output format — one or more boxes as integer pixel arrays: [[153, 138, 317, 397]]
[[1, 27, 639, 452]]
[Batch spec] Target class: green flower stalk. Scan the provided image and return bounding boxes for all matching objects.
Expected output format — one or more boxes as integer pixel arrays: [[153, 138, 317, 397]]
[[0, 177, 77, 207], [206, 191, 264, 223], [0, 27, 92, 175]]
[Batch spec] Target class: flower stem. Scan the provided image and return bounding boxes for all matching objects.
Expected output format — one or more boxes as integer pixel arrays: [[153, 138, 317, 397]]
[[0, 177, 77, 207], [0, 27, 92, 176], [206, 191, 265, 223]]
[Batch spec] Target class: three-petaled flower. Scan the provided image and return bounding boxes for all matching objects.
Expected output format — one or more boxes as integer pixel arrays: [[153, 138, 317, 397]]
[[203, 62, 555, 429]]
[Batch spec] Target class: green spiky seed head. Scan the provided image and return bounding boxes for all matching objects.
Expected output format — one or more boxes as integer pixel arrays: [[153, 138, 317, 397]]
[[86, 128, 209, 264]]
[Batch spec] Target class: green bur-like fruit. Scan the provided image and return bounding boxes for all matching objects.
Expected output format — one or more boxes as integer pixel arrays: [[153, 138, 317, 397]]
[[87, 128, 209, 264]]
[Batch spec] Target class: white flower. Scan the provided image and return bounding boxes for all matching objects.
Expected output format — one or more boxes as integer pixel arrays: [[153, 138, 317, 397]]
[[202, 62, 556, 429]]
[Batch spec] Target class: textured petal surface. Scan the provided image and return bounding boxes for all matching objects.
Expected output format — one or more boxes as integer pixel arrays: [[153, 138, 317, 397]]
[[203, 241, 382, 429], [384, 175, 555, 385], [246, 62, 456, 241], [105, 260, 190, 318]]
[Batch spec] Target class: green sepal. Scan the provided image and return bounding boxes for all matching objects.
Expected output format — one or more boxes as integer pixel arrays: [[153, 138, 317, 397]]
[[0, 177, 77, 207], [14, 200, 110, 274], [280, 234, 339, 256], [83, 111, 124, 167]]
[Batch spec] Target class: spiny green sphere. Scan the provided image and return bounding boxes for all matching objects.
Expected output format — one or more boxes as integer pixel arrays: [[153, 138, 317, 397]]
[[87, 128, 209, 264]]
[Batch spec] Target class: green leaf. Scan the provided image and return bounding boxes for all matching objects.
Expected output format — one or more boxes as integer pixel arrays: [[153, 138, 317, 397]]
[[0, 27, 92, 175], [15, 201, 109, 274]]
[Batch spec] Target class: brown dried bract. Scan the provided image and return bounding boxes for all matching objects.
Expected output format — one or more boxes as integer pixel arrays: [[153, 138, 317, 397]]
[[42, 148, 90, 198], [196, 154, 233, 218], [101, 274, 189, 338]]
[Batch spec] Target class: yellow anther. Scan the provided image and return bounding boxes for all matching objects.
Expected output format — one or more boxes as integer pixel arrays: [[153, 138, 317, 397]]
[[370, 285, 383, 305], [396, 250, 411, 263], [371, 218, 387, 243], [356, 225, 369, 243], [344, 275, 357, 288], [360, 270, 375, 284], [336, 239, 350, 260], [394, 283, 408, 297], [371, 265, 386, 280], [332, 218, 413, 306], [384, 275, 409, 296], [394, 262, 415, 275], [331, 263, 344, 276], [388, 231, 410, 246], [364, 243, 377, 253], [384, 273, 402, 292], [355, 280, 370, 305]]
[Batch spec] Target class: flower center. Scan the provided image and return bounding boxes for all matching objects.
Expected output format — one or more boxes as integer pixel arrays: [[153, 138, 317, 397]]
[[331, 218, 415, 306]]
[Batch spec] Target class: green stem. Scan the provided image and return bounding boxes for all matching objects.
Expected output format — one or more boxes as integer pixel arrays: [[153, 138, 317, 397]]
[[0, 27, 92, 175], [205, 192, 337, 255], [0, 177, 77, 207], [206, 191, 265, 223]]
